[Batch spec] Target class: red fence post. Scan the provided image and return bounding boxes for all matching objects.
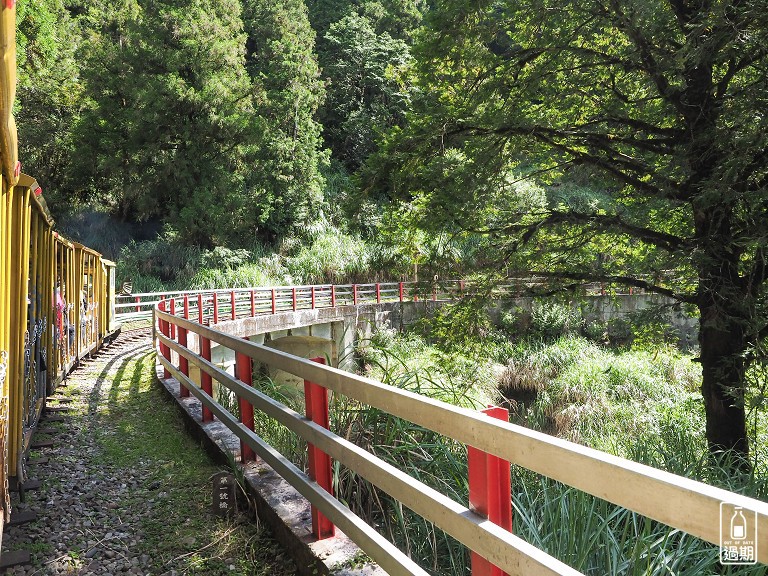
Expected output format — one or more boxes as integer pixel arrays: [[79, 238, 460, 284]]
[[158, 301, 171, 379], [376, 283, 381, 303], [331, 285, 336, 307], [213, 293, 219, 324], [201, 336, 213, 423], [399, 282, 404, 302], [135, 296, 140, 313], [169, 298, 177, 339], [271, 288, 276, 314], [231, 290, 236, 320], [250, 289, 256, 317], [197, 294, 203, 324], [468, 406, 512, 576], [178, 323, 190, 398], [183, 294, 190, 319], [236, 349, 256, 462], [304, 357, 335, 539]]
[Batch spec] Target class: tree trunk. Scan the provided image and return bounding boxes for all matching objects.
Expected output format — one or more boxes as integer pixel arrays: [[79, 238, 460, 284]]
[[694, 200, 751, 463], [698, 303, 749, 459]]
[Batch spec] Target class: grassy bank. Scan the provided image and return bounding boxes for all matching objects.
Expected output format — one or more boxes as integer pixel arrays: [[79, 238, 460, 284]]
[[114, 223, 410, 293]]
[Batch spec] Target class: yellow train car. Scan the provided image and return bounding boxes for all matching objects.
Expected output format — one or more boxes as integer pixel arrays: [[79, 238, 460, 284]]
[[0, 0, 20, 545], [0, 2, 120, 553]]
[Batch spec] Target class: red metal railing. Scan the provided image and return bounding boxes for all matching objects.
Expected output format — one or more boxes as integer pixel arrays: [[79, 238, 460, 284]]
[[119, 279, 647, 323], [143, 281, 462, 326], [304, 357, 335, 539], [152, 280, 503, 544], [152, 280, 768, 574]]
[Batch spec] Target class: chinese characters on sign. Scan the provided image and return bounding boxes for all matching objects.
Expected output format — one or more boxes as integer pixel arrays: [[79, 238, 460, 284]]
[[720, 502, 758, 565], [211, 472, 237, 518]]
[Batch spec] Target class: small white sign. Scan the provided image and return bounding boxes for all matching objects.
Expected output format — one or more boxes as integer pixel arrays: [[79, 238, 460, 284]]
[[720, 502, 758, 565]]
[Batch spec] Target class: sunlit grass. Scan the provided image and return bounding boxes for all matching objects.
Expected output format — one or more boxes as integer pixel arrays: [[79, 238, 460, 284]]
[[83, 346, 296, 575]]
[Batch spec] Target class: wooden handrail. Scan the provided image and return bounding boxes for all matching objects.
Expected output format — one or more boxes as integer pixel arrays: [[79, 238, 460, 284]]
[[118, 281, 463, 321], [159, 332, 579, 575], [155, 306, 768, 569]]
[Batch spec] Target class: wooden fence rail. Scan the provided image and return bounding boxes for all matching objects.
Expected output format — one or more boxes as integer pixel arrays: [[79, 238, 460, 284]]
[[154, 291, 768, 574], [121, 278, 629, 322]]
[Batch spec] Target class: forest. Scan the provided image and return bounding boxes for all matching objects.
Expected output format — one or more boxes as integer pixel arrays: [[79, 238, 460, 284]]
[[15, 0, 768, 572]]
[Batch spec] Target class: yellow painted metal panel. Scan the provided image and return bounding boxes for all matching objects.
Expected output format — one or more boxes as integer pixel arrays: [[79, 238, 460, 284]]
[[7, 185, 29, 477], [0, 177, 6, 362]]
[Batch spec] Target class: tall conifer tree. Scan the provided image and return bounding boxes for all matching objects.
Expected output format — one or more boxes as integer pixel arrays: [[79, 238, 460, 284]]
[[242, 0, 327, 240]]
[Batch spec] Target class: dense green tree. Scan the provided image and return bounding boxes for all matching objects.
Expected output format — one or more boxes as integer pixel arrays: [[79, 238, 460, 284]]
[[307, 0, 424, 41], [67, 0, 327, 246], [321, 12, 412, 170], [70, 0, 239, 242], [242, 0, 327, 240], [372, 0, 768, 461], [307, 1, 423, 169], [16, 0, 82, 211]]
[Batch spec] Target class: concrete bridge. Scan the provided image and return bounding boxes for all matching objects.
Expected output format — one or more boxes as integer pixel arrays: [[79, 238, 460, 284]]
[[203, 300, 438, 389]]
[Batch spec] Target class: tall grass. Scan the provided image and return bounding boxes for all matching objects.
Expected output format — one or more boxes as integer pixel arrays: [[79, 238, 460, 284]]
[[115, 222, 408, 291], [243, 326, 766, 575], [498, 336, 703, 452], [285, 230, 374, 284]]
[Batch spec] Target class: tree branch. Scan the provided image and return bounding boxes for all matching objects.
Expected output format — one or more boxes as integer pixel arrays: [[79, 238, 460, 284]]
[[530, 269, 695, 302], [531, 210, 688, 251], [605, 0, 685, 116]]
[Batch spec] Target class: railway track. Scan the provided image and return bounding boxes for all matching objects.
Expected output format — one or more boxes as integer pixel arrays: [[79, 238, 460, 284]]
[[0, 328, 294, 575]]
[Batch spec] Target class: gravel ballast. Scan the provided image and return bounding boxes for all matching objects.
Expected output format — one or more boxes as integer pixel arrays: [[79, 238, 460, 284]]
[[1, 328, 296, 575]]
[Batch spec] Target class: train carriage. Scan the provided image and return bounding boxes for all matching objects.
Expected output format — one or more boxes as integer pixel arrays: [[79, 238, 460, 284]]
[[0, 1, 120, 551]]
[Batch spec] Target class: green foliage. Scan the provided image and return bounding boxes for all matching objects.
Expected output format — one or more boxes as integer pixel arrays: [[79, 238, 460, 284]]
[[117, 233, 204, 290], [320, 11, 413, 169], [51, 0, 327, 246], [115, 220, 411, 290], [241, 0, 328, 240], [529, 300, 581, 342], [625, 306, 683, 350], [411, 299, 493, 351], [307, 0, 425, 43], [200, 247, 253, 271], [285, 228, 372, 284], [499, 335, 703, 450], [70, 0, 254, 239], [369, 0, 768, 455], [16, 0, 81, 211]]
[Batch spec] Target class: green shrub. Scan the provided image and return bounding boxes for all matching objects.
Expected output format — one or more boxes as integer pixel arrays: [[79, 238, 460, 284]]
[[530, 300, 582, 341], [116, 232, 203, 289], [286, 229, 372, 283], [200, 246, 252, 270]]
